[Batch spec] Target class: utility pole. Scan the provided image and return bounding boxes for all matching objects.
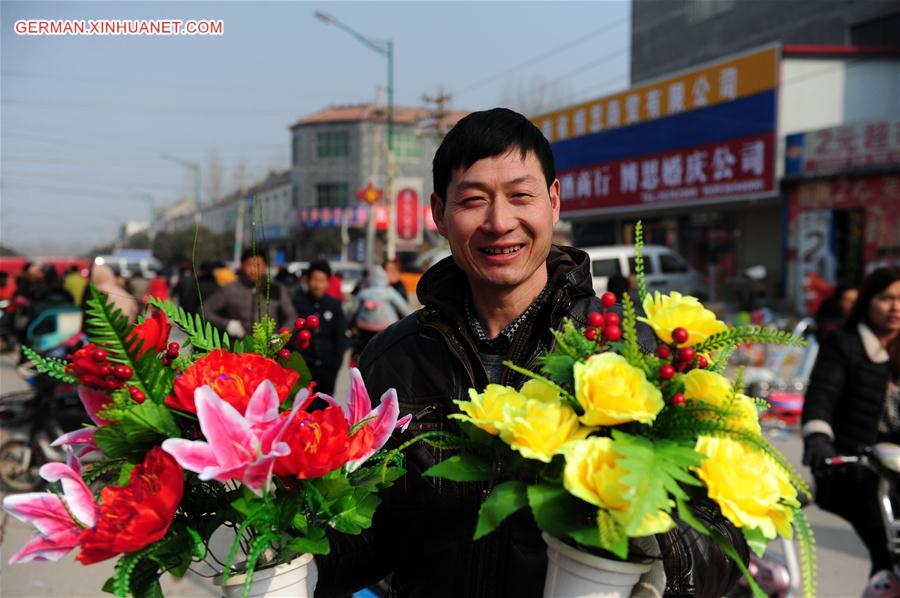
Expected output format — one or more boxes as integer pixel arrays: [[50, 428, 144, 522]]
[[422, 86, 453, 138]]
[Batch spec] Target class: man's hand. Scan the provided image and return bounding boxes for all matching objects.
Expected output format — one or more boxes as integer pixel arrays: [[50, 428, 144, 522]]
[[803, 433, 837, 476], [226, 320, 246, 339]]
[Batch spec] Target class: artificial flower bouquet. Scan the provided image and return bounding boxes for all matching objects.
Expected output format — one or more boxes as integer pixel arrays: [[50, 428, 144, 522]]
[[5, 288, 410, 597], [425, 228, 815, 598]]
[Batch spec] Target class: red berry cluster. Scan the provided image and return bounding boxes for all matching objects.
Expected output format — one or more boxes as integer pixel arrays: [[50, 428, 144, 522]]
[[66, 344, 133, 391], [584, 292, 623, 345], [162, 342, 180, 366], [655, 327, 709, 406], [290, 316, 320, 353]]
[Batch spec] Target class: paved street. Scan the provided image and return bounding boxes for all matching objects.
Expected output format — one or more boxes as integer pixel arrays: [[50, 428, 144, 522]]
[[0, 352, 871, 597]]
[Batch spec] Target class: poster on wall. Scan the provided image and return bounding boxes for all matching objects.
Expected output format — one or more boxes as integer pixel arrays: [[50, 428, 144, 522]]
[[795, 209, 836, 315], [393, 177, 424, 249]]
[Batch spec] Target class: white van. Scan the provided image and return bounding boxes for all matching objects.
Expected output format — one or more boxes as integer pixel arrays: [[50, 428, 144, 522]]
[[579, 245, 707, 299]]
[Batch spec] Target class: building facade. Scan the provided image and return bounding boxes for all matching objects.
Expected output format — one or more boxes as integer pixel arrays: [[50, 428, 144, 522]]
[[539, 0, 899, 307], [289, 104, 466, 262]]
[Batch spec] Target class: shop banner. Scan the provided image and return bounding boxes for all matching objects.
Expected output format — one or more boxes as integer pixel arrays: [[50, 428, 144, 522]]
[[535, 45, 779, 216], [786, 120, 900, 176], [556, 132, 774, 213]]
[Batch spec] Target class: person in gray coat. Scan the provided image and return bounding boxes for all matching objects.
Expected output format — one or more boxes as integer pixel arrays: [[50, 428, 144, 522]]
[[203, 250, 296, 339], [350, 266, 412, 363]]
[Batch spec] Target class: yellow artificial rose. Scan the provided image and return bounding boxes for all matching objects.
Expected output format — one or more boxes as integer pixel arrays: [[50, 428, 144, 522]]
[[693, 436, 798, 540], [455, 384, 526, 435], [498, 399, 589, 462], [564, 437, 675, 536], [641, 291, 727, 346], [520, 378, 564, 404], [683, 370, 761, 435], [574, 353, 664, 427]]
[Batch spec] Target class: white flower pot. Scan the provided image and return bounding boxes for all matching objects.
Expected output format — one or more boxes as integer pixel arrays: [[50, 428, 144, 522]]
[[543, 533, 652, 598], [215, 554, 314, 598]]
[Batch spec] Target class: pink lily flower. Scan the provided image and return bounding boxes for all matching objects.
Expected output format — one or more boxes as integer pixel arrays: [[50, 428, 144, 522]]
[[320, 368, 412, 472], [2, 457, 98, 564], [162, 380, 303, 495], [52, 386, 115, 456]]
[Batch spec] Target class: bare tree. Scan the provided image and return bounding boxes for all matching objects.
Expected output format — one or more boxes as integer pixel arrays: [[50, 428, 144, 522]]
[[499, 74, 576, 117]]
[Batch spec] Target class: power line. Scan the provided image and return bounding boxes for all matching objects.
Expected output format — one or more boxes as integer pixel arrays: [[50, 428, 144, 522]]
[[2, 131, 285, 155], [1, 97, 290, 118], [453, 16, 630, 97]]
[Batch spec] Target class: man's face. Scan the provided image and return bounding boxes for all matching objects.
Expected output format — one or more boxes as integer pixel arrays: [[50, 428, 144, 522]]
[[241, 256, 266, 285], [431, 150, 559, 292], [308, 270, 330, 299]]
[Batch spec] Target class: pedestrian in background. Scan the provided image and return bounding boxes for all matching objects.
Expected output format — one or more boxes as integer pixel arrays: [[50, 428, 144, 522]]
[[204, 250, 296, 339], [802, 267, 900, 597], [349, 265, 412, 365], [90, 264, 138, 324], [62, 265, 88, 306], [814, 283, 859, 340], [293, 260, 347, 396], [383, 258, 409, 302]]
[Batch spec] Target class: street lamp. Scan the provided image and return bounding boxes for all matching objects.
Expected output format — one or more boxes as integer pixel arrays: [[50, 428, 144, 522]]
[[160, 153, 202, 210], [315, 11, 397, 262]]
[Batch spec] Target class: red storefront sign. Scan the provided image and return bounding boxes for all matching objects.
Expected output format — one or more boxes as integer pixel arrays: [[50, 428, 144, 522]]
[[395, 187, 421, 243], [556, 132, 775, 214]]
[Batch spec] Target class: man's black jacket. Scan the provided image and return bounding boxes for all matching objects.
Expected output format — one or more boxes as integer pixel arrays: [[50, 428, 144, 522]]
[[316, 246, 748, 598]]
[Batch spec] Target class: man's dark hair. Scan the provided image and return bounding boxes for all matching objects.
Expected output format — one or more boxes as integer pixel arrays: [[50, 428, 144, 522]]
[[432, 107, 555, 201], [240, 249, 267, 264], [306, 259, 332, 278]]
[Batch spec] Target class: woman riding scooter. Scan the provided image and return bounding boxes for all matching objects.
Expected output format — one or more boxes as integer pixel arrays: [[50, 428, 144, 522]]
[[802, 267, 900, 597]]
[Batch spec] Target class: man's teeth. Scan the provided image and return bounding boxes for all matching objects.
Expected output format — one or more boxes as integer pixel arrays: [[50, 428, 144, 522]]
[[483, 245, 523, 255]]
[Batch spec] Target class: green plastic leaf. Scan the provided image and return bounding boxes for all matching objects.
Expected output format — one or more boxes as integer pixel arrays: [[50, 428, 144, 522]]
[[121, 401, 180, 442], [474, 481, 528, 540], [527, 484, 595, 539], [742, 525, 770, 559], [423, 454, 494, 482], [329, 489, 381, 534], [93, 425, 132, 459], [611, 431, 703, 536], [285, 527, 330, 556], [292, 513, 309, 535]]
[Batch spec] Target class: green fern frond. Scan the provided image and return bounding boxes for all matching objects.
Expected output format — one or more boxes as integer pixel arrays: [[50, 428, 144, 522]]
[[620, 293, 641, 365], [793, 507, 817, 598], [146, 297, 230, 352], [86, 286, 174, 402], [82, 458, 128, 485], [708, 347, 735, 373], [695, 326, 807, 354], [20, 346, 77, 384], [241, 532, 279, 598], [251, 316, 277, 356], [634, 221, 648, 303], [112, 543, 160, 597]]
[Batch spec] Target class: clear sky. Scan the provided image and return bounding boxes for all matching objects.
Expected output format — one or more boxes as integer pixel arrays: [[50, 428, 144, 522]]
[[1, 1, 631, 255]]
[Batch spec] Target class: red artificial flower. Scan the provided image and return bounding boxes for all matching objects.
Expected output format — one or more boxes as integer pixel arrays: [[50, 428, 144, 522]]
[[77, 447, 183, 565], [127, 309, 171, 358], [166, 350, 299, 415], [274, 406, 352, 479]]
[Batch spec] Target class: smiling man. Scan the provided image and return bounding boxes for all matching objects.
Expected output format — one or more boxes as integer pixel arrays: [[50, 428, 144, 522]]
[[315, 108, 747, 598]]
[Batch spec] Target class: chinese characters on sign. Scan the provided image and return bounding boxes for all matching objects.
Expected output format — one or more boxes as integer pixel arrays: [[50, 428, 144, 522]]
[[555, 133, 774, 212], [786, 120, 900, 176], [535, 46, 778, 142]]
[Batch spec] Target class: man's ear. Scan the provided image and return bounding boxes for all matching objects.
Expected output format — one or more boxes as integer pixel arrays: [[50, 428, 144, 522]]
[[430, 192, 448, 239], [549, 179, 561, 226]]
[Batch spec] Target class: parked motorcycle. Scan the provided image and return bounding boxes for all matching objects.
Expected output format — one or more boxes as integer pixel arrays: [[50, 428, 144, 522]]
[[0, 347, 88, 491]]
